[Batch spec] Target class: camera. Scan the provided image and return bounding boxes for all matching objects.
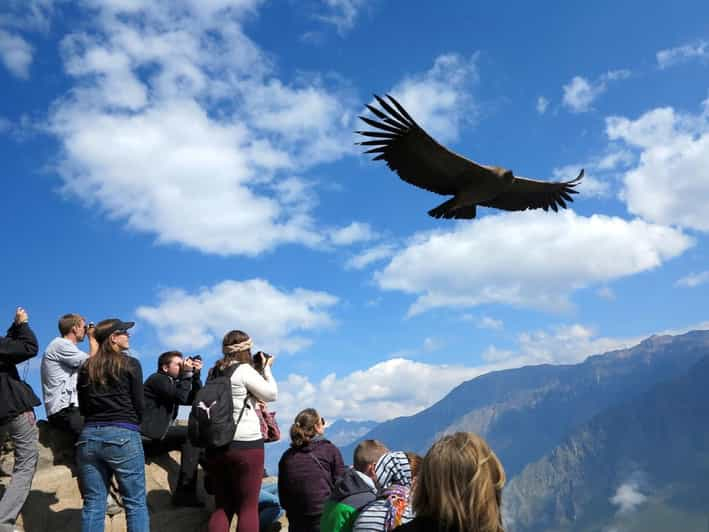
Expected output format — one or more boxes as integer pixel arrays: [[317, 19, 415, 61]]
[[253, 351, 271, 371]]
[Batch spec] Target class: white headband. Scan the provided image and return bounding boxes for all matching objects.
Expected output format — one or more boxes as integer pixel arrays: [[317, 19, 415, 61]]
[[225, 338, 253, 353]]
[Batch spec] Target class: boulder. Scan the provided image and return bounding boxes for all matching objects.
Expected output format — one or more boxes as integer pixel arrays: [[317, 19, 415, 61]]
[[0, 421, 287, 531]]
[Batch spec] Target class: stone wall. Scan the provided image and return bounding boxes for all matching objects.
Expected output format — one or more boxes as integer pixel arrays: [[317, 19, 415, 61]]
[[0, 421, 286, 532]]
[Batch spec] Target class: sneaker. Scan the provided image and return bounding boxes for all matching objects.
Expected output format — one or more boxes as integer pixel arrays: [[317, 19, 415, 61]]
[[106, 493, 123, 516]]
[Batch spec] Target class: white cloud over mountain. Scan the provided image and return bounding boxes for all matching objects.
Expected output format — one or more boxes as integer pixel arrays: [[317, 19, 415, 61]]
[[373, 211, 692, 316], [276, 322, 646, 422]]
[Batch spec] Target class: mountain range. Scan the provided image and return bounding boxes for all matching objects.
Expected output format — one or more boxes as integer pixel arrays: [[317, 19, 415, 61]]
[[340, 329, 709, 531]]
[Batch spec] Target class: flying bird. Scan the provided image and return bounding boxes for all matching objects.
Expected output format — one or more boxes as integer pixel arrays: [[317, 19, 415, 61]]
[[356, 94, 583, 219]]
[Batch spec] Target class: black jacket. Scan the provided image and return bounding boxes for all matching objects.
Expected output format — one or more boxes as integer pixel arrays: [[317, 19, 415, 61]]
[[0, 322, 41, 421], [77, 356, 144, 426], [140, 370, 202, 440]]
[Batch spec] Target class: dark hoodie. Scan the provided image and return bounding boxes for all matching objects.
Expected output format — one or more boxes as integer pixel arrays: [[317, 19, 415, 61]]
[[278, 437, 345, 531], [320, 467, 377, 532]]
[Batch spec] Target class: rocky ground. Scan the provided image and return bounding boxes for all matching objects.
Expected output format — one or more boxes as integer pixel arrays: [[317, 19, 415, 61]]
[[0, 421, 287, 531]]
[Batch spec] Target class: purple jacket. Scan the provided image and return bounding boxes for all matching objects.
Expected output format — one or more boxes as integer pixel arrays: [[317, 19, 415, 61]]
[[278, 438, 346, 524]]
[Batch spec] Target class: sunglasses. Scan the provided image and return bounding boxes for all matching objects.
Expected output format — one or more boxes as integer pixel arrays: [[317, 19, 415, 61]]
[[113, 329, 131, 337]]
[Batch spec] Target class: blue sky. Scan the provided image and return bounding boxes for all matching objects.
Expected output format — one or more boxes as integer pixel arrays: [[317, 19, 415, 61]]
[[2, 0, 709, 424]]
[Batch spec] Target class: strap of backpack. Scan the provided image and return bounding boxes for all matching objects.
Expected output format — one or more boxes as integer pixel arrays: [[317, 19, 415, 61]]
[[224, 363, 249, 433], [308, 451, 335, 491]]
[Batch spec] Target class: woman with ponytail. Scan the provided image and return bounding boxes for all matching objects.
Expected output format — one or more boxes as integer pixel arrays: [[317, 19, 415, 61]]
[[278, 408, 345, 532], [76, 318, 148, 532], [205, 330, 278, 532]]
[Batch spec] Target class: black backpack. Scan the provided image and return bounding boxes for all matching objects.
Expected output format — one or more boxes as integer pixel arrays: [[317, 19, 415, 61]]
[[188, 364, 247, 448]]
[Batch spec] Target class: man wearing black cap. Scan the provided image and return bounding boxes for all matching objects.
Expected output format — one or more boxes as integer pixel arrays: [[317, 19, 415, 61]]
[[0, 307, 40, 532]]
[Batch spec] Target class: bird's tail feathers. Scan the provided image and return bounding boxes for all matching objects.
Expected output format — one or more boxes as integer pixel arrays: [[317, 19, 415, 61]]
[[428, 199, 477, 219]]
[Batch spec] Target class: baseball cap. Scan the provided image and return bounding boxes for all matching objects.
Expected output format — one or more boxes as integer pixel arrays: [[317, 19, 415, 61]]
[[94, 318, 135, 343]]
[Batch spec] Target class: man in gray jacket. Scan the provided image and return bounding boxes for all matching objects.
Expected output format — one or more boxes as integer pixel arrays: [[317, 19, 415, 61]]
[[40, 314, 122, 515], [41, 314, 98, 436]]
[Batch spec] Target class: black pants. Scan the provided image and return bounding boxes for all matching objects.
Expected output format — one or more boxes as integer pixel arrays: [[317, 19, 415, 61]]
[[48, 405, 84, 439], [143, 425, 201, 492]]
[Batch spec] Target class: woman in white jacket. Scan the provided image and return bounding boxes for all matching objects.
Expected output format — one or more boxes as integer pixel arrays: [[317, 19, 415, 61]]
[[205, 330, 278, 532]]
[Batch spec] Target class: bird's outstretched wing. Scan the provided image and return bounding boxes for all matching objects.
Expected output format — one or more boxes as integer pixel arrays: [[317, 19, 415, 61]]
[[480, 170, 584, 212], [356, 94, 489, 196]]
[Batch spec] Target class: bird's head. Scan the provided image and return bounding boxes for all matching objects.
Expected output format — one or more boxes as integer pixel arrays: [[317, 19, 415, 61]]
[[502, 170, 514, 184]]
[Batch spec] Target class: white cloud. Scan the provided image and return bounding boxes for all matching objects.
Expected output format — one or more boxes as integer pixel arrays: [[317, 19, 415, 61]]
[[0, 0, 56, 79], [536, 96, 549, 115], [562, 70, 631, 113], [610, 481, 647, 513], [676, 271, 709, 288], [313, 0, 370, 34], [48, 0, 360, 257], [608, 100, 709, 232], [0, 0, 54, 32], [345, 243, 396, 270], [514, 323, 641, 365], [329, 222, 377, 246], [276, 358, 487, 422], [374, 211, 692, 316], [387, 53, 479, 143], [136, 278, 338, 353], [277, 322, 646, 422], [552, 149, 634, 199], [0, 30, 33, 79], [0, 117, 10, 132], [657, 40, 708, 69], [478, 316, 504, 330]]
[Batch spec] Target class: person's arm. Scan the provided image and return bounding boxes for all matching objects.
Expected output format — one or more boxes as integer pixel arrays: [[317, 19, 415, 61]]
[[129, 358, 145, 422], [242, 364, 278, 402], [145, 372, 188, 405], [56, 341, 89, 369], [0, 310, 39, 364], [77, 366, 89, 417], [331, 444, 346, 481], [277, 455, 291, 513]]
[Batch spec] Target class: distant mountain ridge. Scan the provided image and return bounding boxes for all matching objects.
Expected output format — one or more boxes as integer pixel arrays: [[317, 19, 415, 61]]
[[342, 330, 709, 480], [504, 351, 709, 531]]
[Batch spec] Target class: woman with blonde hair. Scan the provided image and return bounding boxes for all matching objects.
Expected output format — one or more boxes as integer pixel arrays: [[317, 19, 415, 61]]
[[278, 408, 345, 532], [205, 330, 278, 532], [395, 432, 505, 532]]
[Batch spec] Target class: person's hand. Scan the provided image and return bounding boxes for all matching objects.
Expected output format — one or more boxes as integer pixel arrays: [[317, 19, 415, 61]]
[[192, 359, 203, 372], [14, 307, 28, 325], [264, 354, 274, 367], [183, 358, 195, 371], [86, 322, 96, 338]]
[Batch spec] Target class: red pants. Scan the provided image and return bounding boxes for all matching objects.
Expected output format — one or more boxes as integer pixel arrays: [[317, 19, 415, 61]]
[[206, 445, 264, 532]]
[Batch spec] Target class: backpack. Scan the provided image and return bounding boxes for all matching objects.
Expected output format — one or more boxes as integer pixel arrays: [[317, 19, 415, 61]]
[[188, 364, 246, 448]]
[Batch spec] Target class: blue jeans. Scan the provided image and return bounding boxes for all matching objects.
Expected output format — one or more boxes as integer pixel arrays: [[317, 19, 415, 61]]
[[76, 426, 149, 532], [259, 482, 284, 532]]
